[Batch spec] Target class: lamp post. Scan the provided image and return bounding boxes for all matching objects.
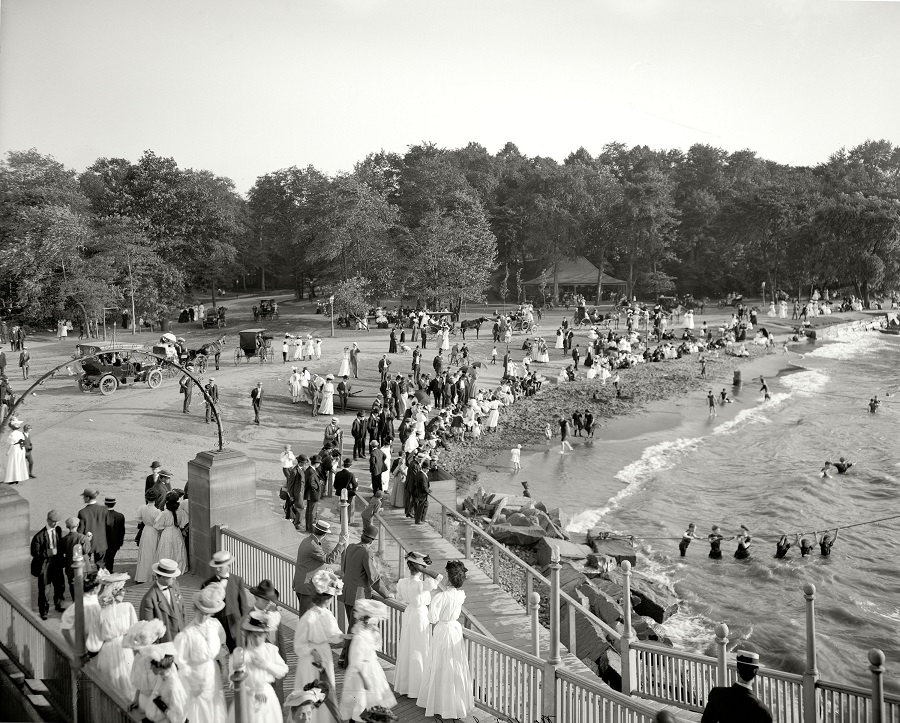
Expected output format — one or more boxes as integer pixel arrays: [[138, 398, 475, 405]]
[[329, 295, 335, 338]]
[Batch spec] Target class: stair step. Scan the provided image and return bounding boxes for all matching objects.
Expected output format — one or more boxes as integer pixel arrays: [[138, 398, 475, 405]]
[[25, 678, 50, 695]]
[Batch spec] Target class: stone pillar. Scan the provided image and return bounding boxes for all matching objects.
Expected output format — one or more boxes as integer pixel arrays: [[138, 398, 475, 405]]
[[0, 487, 32, 605], [188, 449, 258, 573]]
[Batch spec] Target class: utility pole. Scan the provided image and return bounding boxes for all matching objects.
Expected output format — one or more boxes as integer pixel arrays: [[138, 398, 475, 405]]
[[127, 251, 136, 335]]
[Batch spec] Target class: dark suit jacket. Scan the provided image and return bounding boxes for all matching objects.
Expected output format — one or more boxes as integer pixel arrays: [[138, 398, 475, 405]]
[[139, 584, 185, 642], [333, 469, 357, 500], [145, 473, 160, 491], [369, 448, 386, 477], [105, 509, 126, 553], [251, 387, 263, 406], [340, 542, 389, 604], [293, 533, 341, 594], [149, 480, 172, 510], [701, 684, 773, 723], [77, 503, 108, 555], [30, 526, 63, 577], [201, 575, 250, 652], [61, 530, 92, 568], [303, 466, 322, 502]]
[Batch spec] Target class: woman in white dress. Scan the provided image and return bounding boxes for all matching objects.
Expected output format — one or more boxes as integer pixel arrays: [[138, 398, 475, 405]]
[[292, 570, 344, 722], [538, 338, 550, 363], [134, 490, 162, 584], [685, 310, 694, 330], [155, 497, 188, 575], [394, 552, 442, 698], [487, 396, 501, 432], [124, 619, 171, 715], [314, 338, 322, 360], [174, 587, 227, 723], [338, 347, 351, 378], [292, 335, 303, 361], [95, 572, 137, 702], [779, 300, 788, 319], [339, 599, 396, 721], [767, 302, 777, 317], [289, 368, 302, 404], [319, 375, 335, 416], [417, 560, 474, 719], [300, 367, 312, 404], [555, 327, 564, 350], [229, 611, 289, 723], [4, 419, 28, 484], [441, 327, 450, 352], [303, 335, 314, 360], [388, 458, 408, 509]]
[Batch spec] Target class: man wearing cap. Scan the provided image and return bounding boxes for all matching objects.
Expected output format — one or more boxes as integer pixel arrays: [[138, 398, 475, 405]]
[[202, 550, 251, 653], [337, 374, 352, 413], [30, 510, 65, 619], [139, 558, 185, 643], [103, 497, 126, 573], [251, 381, 263, 424], [204, 377, 219, 424], [338, 524, 391, 667], [145, 461, 162, 491], [701, 650, 773, 722], [292, 520, 344, 616], [149, 470, 173, 511], [77, 489, 108, 568]]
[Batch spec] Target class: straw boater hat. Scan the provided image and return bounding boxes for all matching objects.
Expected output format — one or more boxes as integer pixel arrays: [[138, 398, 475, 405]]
[[311, 568, 343, 597], [312, 520, 331, 535], [209, 550, 234, 568], [736, 650, 761, 667], [353, 598, 388, 621], [194, 586, 226, 614], [151, 558, 181, 578]]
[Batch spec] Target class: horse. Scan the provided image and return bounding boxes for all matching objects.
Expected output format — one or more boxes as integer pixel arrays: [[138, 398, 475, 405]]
[[460, 316, 489, 339]]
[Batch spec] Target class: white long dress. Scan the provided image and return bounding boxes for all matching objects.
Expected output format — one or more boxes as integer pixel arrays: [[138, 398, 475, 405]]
[[441, 329, 450, 351], [4, 429, 28, 484], [779, 301, 788, 319], [289, 373, 302, 403], [174, 617, 227, 723], [555, 330, 564, 349], [685, 311, 694, 330], [292, 606, 342, 722], [319, 382, 335, 416], [767, 303, 777, 317], [338, 351, 350, 378], [417, 588, 474, 719], [293, 338, 303, 361], [228, 642, 288, 723], [155, 507, 188, 574], [134, 504, 162, 583], [95, 601, 137, 701], [339, 625, 396, 721], [487, 400, 501, 430], [394, 573, 441, 697]]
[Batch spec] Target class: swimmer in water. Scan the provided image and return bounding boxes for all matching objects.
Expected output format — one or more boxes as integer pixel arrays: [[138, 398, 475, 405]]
[[521, 480, 531, 498], [719, 388, 732, 404], [833, 457, 853, 474], [707, 389, 717, 418], [774, 534, 792, 559], [678, 523, 703, 557], [707, 525, 734, 560], [819, 529, 839, 556], [733, 525, 752, 559], [759, 376, 771, 401], [869, 396, 881, 413], [797, 533, 814, 557]]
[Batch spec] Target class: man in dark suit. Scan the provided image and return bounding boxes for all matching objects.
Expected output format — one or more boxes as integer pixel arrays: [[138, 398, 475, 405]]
[[701, 650, 773, 723], [409, 459, 431, 524], [302, 456, 323, 533], [286, 457, 305, 530], [368, 440, 386, 495], [337, 524, 391, 667], [251, 381, 263, 424], [433, 350, 443, 376], [179, 368, 192, 413], [378, 354, 390, 382], [149, 470, 173, 511], [337, 375, 351, 413], [429, 372, 444, 408], [389, 374, 403, 417], [145, 460, 162, 491], [292, 520, 344, 616], [77, 488, 108, 568], [332, 458, 359, 525], [30, 509, 65, 619], [204, 377, 219, 424], [201, 550, 251, 653], [138, 558, 185, 642], [103, 497, 126, 573], [351, 411, 366, 460]]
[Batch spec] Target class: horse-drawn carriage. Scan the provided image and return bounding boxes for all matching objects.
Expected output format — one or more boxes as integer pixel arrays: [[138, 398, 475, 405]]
[[202, 307, 226, 329], [75, 342, 163, 395], [235, 328, 273, 363], [459, 316, 489, 339], [718, 293, 743, 308], [258, 299, 279, 320]]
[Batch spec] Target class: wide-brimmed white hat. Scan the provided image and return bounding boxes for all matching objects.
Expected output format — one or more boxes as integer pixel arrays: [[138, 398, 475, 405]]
[[354, 598, 388, 620], [194, 586, 226, 614]]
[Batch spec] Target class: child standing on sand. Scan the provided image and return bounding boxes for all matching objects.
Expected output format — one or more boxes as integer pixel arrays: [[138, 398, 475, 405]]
[[707, 389, 717, 418], [510, 444, 522, 471], [491, 345, 497, 364], [544, 423, 552, 442]]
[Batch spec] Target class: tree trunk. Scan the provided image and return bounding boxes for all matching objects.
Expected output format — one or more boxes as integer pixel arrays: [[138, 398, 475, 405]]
[[628, 261, 635, 300], [211, 283, 217, 310], [553, 261, 559, 302], [595, 247, 606, 306]]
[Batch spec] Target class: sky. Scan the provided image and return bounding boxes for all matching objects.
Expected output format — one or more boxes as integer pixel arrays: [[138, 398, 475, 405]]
[[1, 0, 899, 194]]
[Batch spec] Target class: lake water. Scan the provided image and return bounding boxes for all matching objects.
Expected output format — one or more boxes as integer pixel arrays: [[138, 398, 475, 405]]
[[475, 327, 900, 691]]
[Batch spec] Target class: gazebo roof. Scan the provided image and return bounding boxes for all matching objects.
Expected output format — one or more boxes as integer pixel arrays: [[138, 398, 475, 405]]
[[522, 256, 626, 286]]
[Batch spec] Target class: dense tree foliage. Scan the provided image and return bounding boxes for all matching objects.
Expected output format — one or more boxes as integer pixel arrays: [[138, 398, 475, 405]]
[[3, 138, 900, 323]]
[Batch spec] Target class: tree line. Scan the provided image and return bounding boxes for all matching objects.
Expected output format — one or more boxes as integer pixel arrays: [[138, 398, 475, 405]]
[[2, 139, 899, 326]]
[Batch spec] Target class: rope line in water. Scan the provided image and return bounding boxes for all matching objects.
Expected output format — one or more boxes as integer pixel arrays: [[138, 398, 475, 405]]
[[595, 513, 900, 542]]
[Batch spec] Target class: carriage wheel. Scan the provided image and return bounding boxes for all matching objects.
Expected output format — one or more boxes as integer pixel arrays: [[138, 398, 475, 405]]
[[234, 349, 242, 365], [77, 377, 90, 393], [146, 369, 163, 389], [98, 374, 118, 396], [163, 364, 178, 379], [196, 355, 208, 374]]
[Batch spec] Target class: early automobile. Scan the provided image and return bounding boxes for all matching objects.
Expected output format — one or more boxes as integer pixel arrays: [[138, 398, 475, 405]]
[[258, 299, 279, 320], [75, 343, 163, 395]]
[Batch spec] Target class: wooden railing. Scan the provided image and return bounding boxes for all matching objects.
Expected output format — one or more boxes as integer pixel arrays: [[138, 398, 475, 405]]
[[426, 490, 622, 652], [633, 640, 718, 711], [817, 679, 900, 723], [556, 666, 659, 723], [466, 627, 545, 720], [729, 664, 804, 723], [0, 583, 139, 723]]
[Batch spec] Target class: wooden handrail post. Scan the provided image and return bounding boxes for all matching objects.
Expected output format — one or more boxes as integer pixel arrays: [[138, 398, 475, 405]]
[[377, 523, 384, 556], [548, 546, 561, 665], [567, 601, 577, 657], [231, 646, 247, 723], [802, 582, 819, 723], [530, 591, 541, 658], [715, 623, 730, 687], [492, 544, 500, 585], [869, 649, 886, 723], [441, 505, 447, 537], [619, 560, 636, 696], [464, 523, 473, 559], [339, 490, 349, 538], [525, 572, 533, 609]]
